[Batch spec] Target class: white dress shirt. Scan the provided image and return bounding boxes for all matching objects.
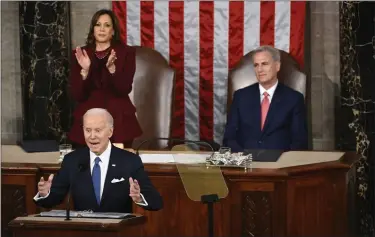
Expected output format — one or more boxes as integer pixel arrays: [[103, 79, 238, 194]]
[[259, 80, 278, 103]]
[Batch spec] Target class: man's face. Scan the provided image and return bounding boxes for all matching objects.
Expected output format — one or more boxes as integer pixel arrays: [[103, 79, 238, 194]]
[[253, 51, 280, 88], [83, 114, 113, 154]]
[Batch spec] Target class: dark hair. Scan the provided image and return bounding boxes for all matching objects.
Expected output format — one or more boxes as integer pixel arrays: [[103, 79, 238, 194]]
[[86, 9, 122, 47]]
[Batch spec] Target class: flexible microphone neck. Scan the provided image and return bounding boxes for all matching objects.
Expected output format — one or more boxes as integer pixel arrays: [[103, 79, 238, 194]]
[[135, 137, 214, 155]]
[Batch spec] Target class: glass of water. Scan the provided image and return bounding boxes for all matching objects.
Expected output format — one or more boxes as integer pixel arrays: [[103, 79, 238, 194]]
[[59, 144, 72, 162], [219, 147, 231, 154]]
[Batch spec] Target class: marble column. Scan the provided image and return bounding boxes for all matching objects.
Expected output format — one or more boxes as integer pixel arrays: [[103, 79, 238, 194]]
[[339, 2, 375, 236], [20, 1, 72, 142]]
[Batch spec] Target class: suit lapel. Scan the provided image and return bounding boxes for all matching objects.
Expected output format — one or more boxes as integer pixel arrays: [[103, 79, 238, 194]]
[[252, 85, 262, 134], [100, 147, 120, 205], [262, 84, 283, 133], [76, 149, 99, 209]]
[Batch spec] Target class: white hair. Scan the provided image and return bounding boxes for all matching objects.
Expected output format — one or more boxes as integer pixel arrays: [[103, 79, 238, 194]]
[[251, 45, 281, 63], [83, 108, 114, 128]]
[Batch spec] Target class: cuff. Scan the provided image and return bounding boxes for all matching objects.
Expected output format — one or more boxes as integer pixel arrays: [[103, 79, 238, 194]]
[[134, 193, 148, 206], [33, 191, 50, 201]]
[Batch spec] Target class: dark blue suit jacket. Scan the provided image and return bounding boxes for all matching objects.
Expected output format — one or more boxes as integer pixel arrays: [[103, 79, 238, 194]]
[[35, 145, 163, 212], [223, 82, 308, 152]]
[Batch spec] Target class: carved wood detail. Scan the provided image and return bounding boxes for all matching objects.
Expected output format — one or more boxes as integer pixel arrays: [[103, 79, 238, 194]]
[[2, 185, 27, 237], [242, 191, 272, 237]]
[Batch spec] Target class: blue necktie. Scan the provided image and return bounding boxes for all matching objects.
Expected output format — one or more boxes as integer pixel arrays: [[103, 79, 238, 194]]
[[92, 157, 101, 204]]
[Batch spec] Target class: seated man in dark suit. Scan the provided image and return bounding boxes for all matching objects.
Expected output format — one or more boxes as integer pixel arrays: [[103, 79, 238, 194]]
[[34, 108, 163, 212], [223, 45, 308, 153]]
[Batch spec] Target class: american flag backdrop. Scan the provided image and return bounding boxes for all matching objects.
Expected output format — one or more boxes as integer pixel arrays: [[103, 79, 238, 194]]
[[112, 1, 306, 145]]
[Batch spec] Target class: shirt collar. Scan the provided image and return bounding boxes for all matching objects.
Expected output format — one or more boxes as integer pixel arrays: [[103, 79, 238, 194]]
[[89, 141, 112, 164], [259, 80, 278, 98]]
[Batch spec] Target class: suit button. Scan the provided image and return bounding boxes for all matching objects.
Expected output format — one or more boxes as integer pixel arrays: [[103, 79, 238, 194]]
[[258, 140, 262, 144]]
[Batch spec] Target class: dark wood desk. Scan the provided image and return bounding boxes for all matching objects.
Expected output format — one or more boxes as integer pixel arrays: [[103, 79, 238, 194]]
[[9, 214, 146, 237], [2, 150, 358, 237]]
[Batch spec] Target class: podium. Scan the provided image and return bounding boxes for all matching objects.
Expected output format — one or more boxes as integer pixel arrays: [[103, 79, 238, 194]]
[[8, 214, 146, 237]]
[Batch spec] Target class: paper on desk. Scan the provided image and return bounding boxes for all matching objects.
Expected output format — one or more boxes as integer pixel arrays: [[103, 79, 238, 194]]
[[140, 153, 208, 164], [140, 154, 175, 163], [40, 210, 134, 219], [172, 153, 208, 164]]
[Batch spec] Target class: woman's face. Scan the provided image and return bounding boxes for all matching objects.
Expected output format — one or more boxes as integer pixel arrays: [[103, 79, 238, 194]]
[[94, 14, 114, 44]]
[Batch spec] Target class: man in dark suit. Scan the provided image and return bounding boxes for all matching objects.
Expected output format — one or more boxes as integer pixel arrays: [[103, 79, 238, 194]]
[[34, 108, 163, 212], [223, 45, 308, 153]]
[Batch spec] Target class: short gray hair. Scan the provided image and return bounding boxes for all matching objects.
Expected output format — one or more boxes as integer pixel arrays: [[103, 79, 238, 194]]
[[251, 45, 280, 63], [83, 108, 114, 128]]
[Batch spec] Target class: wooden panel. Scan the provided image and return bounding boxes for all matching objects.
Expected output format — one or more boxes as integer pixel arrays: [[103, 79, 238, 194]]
[[286, 171, 348, 237], [2, 185, 27, 237], [346, 164, 358, 237], [2, 173, 38, 237], [229, 180, 286, 237]]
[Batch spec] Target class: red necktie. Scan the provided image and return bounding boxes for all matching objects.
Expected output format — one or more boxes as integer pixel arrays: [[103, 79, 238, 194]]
[[261, 92, 270, 130]]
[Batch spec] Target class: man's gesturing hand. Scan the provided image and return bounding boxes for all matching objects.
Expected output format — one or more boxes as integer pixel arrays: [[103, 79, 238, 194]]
[[129, 177, 142, 203], [38, 174, 54, 197]]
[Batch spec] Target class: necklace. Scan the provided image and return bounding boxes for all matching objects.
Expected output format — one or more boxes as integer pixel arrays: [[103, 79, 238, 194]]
[[95, 48, 110, 59]]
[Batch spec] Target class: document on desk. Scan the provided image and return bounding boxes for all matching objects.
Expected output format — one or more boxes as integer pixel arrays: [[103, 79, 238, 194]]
[[39, 210, 134, 219], [140, 153, 208, 164], [172, 153, 208, 164], [140, 154, 175, 163]]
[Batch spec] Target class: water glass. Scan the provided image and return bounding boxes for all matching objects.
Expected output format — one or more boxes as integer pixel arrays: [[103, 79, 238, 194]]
[[59, 144, 72, 161], [219, 147, 231, 154]]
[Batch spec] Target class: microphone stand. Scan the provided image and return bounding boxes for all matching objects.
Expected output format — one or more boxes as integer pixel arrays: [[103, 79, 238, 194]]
[[65, 192, 71, 221]]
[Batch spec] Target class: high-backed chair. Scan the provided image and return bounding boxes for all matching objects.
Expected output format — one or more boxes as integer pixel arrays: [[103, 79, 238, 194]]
[[128, 46, 175, 150], [227, 49, 306, 110]]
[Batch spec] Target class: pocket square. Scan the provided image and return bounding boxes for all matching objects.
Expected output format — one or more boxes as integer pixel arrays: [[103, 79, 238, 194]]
[[111, 178, 125, 183]]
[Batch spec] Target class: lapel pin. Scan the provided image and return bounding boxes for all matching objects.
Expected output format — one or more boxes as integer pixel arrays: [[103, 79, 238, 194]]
[[112, 164, 116, 167]]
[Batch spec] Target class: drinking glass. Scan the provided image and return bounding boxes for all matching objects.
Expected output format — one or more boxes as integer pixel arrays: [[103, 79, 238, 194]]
[[218, 147, 231, 154], [59, 144, 72, 162]]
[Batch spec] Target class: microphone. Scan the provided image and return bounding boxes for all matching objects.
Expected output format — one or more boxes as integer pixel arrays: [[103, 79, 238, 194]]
[[135, 137, 215, 155], [65, 162, 87, 221]]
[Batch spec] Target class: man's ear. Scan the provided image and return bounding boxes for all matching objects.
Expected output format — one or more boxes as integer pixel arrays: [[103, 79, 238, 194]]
[[108, 126, 114, 138], [275, 61, 281, 72]]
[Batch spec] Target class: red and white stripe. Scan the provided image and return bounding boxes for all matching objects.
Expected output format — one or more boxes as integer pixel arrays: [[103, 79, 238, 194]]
[[113, 1, 306, 144]]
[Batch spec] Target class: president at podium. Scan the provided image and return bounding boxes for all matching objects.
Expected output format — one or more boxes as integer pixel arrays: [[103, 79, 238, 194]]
[[33, 108, 163, 213]]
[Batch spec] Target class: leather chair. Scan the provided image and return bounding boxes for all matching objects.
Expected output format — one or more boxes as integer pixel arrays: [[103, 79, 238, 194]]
[[227, 49, 306, 110], [128, 46, 175, 150]]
